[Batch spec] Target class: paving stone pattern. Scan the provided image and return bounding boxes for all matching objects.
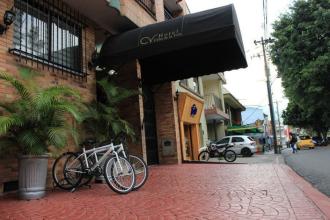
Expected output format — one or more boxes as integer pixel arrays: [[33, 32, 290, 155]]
[[0, 163, 328, 220]]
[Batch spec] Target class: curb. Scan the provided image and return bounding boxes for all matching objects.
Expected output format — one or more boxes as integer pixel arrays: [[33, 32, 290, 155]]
[[280, 164, 330, 219], [183, 160, 245, 165]]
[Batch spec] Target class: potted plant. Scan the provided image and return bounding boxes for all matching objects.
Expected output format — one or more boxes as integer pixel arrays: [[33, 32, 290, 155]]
[[0, 73, 84, 200]]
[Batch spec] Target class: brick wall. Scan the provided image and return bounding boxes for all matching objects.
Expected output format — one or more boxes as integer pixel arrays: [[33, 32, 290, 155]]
[[154, 82, 181, 164], [120, 0, 166, 26], [110, 60, 147, 161], [121, 0, 157, 27], [0, 0, 96, 194]]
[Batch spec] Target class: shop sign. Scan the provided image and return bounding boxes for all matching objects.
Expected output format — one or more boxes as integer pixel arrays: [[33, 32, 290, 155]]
[[190, 104, 197, 117]]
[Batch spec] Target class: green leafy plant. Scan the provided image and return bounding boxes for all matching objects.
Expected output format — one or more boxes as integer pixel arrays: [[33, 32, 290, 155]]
[[0, 73, 84, 155], [82, 78, 137, 143]]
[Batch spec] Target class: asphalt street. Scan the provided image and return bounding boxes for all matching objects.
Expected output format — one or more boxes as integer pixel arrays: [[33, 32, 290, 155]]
[[282, 146, 330, 197]]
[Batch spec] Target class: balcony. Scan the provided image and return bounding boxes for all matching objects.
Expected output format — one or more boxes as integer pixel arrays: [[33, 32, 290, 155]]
[[135, 0, 156, 18], [204, 93, 229, 122], [63, 0, 137, 34], [164, 7, 174, 20]]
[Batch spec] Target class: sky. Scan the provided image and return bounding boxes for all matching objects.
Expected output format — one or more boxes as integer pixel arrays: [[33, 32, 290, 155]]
[[186, 0, 293, 120]]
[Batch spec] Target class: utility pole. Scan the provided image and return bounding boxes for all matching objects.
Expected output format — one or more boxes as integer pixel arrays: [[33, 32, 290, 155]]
[[254, 37, 279, 154], [276, 101, 283, 148]]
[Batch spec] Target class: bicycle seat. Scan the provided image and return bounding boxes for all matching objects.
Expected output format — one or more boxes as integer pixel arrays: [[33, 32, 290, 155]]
[[215, 144, 227, 149], [80, 138, 97, 147]]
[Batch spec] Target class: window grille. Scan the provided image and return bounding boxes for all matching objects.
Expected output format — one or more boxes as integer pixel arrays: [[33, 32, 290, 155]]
[[164, 7, 173, 20], [10, 0, 88, 79]]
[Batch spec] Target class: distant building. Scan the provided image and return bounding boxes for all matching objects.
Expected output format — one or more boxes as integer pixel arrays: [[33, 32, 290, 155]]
[[241, 107, 265, 125]]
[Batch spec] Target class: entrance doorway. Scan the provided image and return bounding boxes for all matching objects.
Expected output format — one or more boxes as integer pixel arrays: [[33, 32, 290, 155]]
[[183, 124, 194, 160], [142, 84, 159, 165]]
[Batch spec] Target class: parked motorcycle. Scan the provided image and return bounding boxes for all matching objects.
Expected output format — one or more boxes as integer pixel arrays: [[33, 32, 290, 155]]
[[198, 143, 237, 162]]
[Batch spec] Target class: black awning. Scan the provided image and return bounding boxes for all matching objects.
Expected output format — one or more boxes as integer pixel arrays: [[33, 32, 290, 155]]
[[98, 4, 247, 84]]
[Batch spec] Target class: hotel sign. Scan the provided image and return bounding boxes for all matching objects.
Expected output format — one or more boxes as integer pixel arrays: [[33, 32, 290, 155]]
[[139, 29, 183, 46]]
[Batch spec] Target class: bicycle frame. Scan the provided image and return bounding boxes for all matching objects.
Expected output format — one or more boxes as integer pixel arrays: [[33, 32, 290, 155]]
[[67, 142, 127, 174]]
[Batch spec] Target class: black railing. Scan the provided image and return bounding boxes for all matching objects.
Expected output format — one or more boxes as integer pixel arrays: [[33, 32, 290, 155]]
[[135, 0, 156, 18], [205, 93, 224, 111], [164, 7, 173, 20], [11, 0, 87, 79]]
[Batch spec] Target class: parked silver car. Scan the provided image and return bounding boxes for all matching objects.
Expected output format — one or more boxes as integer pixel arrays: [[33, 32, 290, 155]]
[[213, 135, 256, 157]]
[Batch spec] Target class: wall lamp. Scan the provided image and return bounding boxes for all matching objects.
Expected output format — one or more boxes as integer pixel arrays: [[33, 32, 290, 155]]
[[174, 89, 179, 101], [0, 8, 16, 35]]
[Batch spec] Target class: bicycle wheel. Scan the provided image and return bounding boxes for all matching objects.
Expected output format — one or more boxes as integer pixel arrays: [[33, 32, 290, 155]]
[[103, 156, 135, 194], [63, 153, 84, 189], [52, 152, 80, 190], [128, 155, 148, 190], [224, 150, 236, 162], [198, 151, 210, 161]]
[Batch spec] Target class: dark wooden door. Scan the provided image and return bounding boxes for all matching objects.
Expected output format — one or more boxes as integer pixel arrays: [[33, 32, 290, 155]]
[[142, 84, 159, 165]]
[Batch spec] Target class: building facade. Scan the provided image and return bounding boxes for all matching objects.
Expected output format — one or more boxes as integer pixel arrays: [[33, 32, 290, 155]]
[[0, 0, 248, 194], [223, 87, 245, 127], [202, 73, 229, 142]]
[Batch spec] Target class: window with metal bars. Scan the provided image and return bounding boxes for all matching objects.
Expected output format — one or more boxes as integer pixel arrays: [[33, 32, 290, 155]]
[[10, 0, 86, 77]]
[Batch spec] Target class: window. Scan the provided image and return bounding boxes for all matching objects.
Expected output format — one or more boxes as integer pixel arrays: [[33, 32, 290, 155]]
[[192, 77, 200, 94], [216, 137, 230, 145], [11, 0, 86, 77], [180, 79, 188, 86], [180, 78, 201, 95], [232, 137, 244, 143]]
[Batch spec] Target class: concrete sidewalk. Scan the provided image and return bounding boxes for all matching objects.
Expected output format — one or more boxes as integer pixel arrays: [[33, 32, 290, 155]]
[[0, 157, 329, 219]]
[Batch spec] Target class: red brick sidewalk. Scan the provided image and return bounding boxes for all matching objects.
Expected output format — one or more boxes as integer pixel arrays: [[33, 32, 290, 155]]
[[1, 161, 329, 220]]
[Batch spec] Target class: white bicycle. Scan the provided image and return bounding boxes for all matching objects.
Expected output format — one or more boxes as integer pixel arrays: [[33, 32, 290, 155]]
[[52, 140, 148, 194]]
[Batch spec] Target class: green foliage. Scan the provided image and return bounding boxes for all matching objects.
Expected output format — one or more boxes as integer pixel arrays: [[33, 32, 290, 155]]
[[82, 78, 137, 143], [0, 72, 84, 155], [282, 102, 310, 127], [270, 0, 330, 134]]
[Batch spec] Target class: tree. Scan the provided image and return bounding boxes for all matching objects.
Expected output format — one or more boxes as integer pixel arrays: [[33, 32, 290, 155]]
[[270, 0, 330, 137]]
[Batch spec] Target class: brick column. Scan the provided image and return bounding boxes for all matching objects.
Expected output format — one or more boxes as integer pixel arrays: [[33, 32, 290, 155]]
[[154, 82, 182, 164], [114, 60, 147, 161]]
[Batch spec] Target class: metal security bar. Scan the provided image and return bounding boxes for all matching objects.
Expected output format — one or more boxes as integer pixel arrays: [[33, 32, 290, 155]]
[[10, 0, 87, 79], [164, 7, 173, 20], [135, 0, 156, 18]]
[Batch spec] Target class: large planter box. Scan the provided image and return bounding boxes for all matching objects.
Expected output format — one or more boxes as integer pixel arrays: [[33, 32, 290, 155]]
[[18, 155, 49, 200]]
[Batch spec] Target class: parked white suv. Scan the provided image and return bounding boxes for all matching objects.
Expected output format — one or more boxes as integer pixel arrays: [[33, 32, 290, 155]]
[[213, 135, 256, 157]]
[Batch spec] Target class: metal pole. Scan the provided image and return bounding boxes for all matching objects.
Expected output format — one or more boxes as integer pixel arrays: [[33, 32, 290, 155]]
[[276, 101, 283, 147], [256, 37, 278, 154]]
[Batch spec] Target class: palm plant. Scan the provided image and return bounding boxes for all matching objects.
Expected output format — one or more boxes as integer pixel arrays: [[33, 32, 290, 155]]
[[82, 78, 137, 143], [0, 73, 84, 155]]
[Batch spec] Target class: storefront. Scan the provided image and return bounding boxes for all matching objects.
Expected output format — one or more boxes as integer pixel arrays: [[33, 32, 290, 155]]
[[97, 4, 248, 164], [178, 93, 204, 161]]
